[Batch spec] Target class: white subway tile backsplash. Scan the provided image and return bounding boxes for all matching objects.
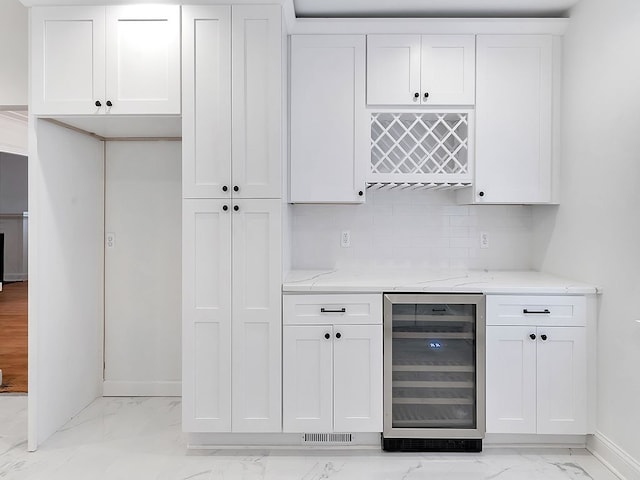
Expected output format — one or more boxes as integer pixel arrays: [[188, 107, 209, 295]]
[[291, 190, 533, 270], [449, 215, 479, 227]]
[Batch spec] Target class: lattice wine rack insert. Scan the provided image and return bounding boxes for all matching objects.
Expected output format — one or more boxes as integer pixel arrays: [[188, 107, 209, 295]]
[[369, 112, 472, 190]]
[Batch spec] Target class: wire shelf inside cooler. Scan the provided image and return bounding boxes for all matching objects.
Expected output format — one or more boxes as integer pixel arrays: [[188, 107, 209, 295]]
[[392, 404, 476, 428], [392, 338, 476, 368]]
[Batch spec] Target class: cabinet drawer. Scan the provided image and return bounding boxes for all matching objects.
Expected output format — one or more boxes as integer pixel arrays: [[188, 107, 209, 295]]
[[486, 295, 586, 327], [283, 294, 382, 325]]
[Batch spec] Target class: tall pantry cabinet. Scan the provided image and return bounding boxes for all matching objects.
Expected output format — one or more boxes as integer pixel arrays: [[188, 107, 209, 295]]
[[181, 5, 283, 433]]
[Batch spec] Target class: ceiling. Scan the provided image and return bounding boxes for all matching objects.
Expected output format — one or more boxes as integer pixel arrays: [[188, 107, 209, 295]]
[[293, 0, 581, 18]]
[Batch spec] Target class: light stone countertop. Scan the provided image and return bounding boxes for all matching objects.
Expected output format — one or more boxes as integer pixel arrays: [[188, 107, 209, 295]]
[[283, 269, 599, 295]]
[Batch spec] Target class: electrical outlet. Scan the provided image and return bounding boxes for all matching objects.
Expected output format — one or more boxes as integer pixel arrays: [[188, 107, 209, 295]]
[[106, 232, 116, 249], [480, 232, 489, 249], [341, 230, 351, 248]]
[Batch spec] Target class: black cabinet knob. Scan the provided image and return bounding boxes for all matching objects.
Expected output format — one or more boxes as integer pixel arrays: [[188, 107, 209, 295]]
[[414, 92, 419, 98], [324, 333, 330, 340], [424, 92, 429, 99], [478, 191, 485, 197], [233, 205, 239, 212], [233, 186, 239, 192], [529, 333, 536, 340], [222, 205, 228, 211], [106, 100, 112, 107], [95, 101, 102, 107], [222, 185, 228, 192], [335, 332, 341, 339], [540, 334, 548, 341], [358, 190, 363, 196]]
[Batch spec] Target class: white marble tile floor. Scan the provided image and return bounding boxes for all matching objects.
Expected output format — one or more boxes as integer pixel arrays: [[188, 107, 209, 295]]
[[0, 396, 620, 480]]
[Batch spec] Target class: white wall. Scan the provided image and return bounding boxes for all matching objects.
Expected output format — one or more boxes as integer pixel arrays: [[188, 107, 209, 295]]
[[104, 140, 181, 396], [28, 120, 104, 450], [0, 151, 28, 280], [533, 0, 640, 473], [0, 0, 28, 107], [292, 189, 533, 270], [0, 152, 28, 214]]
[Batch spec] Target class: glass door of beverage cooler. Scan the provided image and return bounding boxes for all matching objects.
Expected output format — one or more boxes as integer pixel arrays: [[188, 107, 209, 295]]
[[383, 294, 485, 439]]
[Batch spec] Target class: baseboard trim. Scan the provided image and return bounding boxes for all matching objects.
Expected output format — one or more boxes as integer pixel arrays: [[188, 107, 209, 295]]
[[588, 432, 640, 480], [484, 433, 587, 449], [102, 381, 181, 397], [2, 273, 27, 282], [187, 432, 381, 450]]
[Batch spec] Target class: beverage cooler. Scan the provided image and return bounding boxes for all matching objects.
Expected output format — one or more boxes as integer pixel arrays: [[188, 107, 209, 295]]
[[383, 294, 485, 452]]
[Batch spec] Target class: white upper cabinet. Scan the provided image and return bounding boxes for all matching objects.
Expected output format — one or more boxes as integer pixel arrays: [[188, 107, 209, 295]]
[[31, 5, 180, 115], [367, 35, 420, 106], [31, 7, 105, 115], [104, 6, 181, 115], [473, 35, 553, 204], [231, 6, 282, 200], [290, 35, 367, 203], [182, 6, 232, 198], [183, 5, 281, 199], [367, 35, 475, 106]]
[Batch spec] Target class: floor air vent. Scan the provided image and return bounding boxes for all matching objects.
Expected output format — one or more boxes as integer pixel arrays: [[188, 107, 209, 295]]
[[303, 433, 353, 444]]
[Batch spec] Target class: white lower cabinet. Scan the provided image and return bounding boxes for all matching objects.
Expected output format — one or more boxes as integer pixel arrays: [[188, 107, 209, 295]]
[[282, 295, 383, 433], [182, 199, 281, 432], [486, 296, 588, 435]]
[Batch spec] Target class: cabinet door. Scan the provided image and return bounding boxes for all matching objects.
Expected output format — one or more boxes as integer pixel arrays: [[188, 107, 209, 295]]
[[231, 199, 282, 432], [367, 35, 421, 105], [537, 327, 587, 434], [283, 325, 334, 432], [182, 6, 232, 199], [421, 35, 475, 105], [486, 326, 537, 434], [290, 35, 367, 203], [231, 5, 281, 199], [105, 5, 181, 114], [31, 7, 106, 115], [475, 35, 553, 203], [182, 199, 232, 432], [333, 324, 383, 432]]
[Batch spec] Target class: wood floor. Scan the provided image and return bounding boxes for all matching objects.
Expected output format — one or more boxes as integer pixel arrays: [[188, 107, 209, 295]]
[[0, 281, 27, 393]]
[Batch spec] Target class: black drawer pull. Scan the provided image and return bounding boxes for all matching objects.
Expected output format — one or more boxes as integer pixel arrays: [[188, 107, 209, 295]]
[[523, 309, 551, 314], [320, 307, 346, 314]]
